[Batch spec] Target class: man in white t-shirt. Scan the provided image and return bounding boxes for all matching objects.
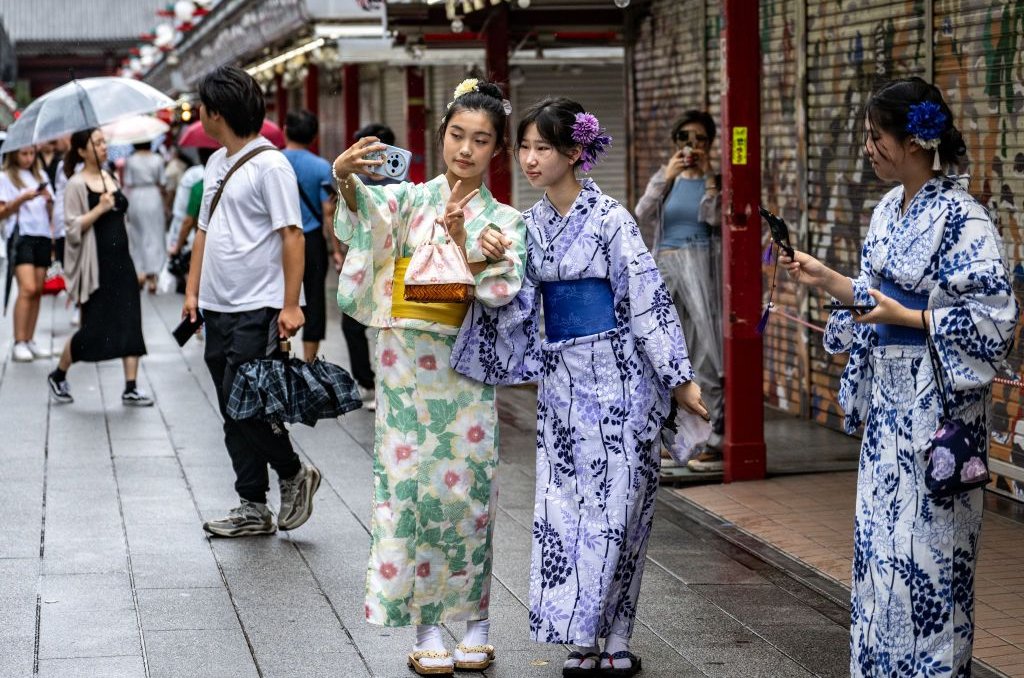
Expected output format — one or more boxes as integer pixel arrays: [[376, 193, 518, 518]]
[[182, 66, 320, 538]]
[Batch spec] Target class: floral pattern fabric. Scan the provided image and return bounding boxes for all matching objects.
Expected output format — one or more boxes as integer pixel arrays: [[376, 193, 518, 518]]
[[452, 180, 694, 646], [824, 177, 1018, 677], [335, 175, 527, 626]]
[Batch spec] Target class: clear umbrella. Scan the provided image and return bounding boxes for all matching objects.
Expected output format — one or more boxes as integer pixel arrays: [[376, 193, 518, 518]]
[[102, 115, 170, 146], [0, 77, 174, 153]]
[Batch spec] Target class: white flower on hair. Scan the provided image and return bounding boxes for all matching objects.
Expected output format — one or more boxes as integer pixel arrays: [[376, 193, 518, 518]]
[[453, 78, 480, 101]]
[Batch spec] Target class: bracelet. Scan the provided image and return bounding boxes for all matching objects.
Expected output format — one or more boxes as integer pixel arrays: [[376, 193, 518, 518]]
[[332, 164, 353, 191]]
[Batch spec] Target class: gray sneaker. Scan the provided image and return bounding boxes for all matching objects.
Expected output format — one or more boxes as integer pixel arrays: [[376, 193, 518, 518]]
[[203, 500, 276, 537], [122, 388, 154, 407], [278, 463, 322, 531]]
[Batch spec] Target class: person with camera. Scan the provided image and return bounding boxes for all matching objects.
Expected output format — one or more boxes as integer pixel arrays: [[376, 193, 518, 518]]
[[0, 146, 53, 362], [782, 78, 1017, 676], [182, 65, 320, 539], [48, 128, 151, 406], [635, 110, 724, 473]]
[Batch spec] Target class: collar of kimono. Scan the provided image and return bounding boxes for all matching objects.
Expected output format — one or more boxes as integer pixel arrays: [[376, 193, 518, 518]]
[[531, 178, 600, 252]]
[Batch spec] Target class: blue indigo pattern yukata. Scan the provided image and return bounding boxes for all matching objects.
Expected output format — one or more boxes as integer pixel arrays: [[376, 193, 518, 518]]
[[452, 179, 694, 646], [824, 177, 1018, 677]]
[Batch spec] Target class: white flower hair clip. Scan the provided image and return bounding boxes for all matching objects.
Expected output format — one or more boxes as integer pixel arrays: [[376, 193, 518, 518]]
[[448, 78, 479, 109]]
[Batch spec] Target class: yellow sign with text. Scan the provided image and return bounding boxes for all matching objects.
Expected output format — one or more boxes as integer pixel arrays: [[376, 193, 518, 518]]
[[732, 126, 748, 165]]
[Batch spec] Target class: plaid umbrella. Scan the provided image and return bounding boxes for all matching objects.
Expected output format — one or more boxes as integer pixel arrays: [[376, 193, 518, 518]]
[[227, 354, 361, 429]]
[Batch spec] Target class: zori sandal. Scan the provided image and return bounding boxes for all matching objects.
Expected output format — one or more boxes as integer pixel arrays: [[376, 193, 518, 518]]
[[562, 650, 601, 677], [407, 649, 455, 676], [454, 642, 496, 670], [600, 651, 643, 677]]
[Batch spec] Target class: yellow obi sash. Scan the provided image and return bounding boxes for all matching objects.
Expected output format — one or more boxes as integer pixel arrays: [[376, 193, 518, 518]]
[[391, 257, 470, 327]]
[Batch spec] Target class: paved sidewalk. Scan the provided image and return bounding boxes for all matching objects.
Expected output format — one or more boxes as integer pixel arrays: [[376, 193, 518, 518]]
[[2, 291, 861, 678]]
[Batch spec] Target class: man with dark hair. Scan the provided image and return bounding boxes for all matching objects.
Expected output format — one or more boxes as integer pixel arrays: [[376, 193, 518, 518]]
[[283, 109, 335, 362], [184, 66, 321, 538]]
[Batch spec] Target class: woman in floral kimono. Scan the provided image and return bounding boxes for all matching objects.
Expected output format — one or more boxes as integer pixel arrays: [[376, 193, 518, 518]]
[[782, 78, 1018, 677], [331, 79, 526, 676], [452, 97, 708, 677]]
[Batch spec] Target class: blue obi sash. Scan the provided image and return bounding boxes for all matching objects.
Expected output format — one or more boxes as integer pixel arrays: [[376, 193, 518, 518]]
[[876, 279, 928, 346], [541, 278, 617, 342]]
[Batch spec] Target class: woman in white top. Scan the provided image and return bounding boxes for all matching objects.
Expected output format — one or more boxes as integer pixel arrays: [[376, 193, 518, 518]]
[[0, 146, 53, 362], [124, 142, 166, 293]]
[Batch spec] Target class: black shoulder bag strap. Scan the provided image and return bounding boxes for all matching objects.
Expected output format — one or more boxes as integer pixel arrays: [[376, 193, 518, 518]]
[[296, 183, 323, 224], [207, 145, 276, 218]]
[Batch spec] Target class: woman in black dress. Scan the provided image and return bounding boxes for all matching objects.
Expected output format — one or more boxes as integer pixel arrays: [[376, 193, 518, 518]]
[[48, 128, 152, 406]]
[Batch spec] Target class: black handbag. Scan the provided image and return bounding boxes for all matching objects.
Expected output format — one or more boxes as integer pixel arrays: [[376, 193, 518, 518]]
[[923, 331, 989, 497]]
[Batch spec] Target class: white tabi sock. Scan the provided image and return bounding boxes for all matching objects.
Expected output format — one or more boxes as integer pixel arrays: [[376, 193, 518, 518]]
[[413, 624, 451, 669], [602, 632, 634, 669], [565, 644, 600, 670], [455, 618, 491, 662]]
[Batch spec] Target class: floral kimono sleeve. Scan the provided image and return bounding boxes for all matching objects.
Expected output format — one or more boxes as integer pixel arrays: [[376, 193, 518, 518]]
[[334, 180, 415, 325], [464, 210, 528, 308], [929, 201, 1019, 391], [607, 200, 694, 390], [825, 228, 881, 355]]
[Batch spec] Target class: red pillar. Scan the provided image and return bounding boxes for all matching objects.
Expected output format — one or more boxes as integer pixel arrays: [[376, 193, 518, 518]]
[[406, 67, 427, 184], [343, 64, 360, 146], [274, 73, 287, 127], [305, 64, 320, 153], [720, 0, 766, 482], [484, 3, 511, 205]]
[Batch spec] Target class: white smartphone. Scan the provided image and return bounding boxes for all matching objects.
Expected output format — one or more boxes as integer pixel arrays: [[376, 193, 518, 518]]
[[366, 144, 412, 181]]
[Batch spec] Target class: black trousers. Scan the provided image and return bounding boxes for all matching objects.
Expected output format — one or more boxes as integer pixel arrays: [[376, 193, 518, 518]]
[[301, 232, 328, 342], [341, 313, 375, 390], [203, 307, 301, 504]]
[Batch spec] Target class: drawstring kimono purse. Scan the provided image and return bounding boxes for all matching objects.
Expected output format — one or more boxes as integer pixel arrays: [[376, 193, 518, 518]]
[[403, 220, 475, 304], [923, 330, 989, 497]]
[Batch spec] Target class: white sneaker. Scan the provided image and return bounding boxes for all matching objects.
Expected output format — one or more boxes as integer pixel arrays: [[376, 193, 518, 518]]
[[27, 341, 51, 359], [358, 385, 376, 412], [12, 342, 33, 362]]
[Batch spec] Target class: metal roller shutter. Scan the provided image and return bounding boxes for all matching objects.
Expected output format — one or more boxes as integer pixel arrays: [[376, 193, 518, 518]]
[[804, 2, 928, 429], [426, 64, 479, 179], [759, 0, 806, 415], [510, 63, 627, 211], [382, 66, 408, 150], [933, 0, 1024, 498]]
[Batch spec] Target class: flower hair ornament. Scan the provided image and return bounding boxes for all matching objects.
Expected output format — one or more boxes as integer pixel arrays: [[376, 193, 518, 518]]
[[571, 112, 613, 173], [905, 100, 948, 171], [448, 77, 512, 116]]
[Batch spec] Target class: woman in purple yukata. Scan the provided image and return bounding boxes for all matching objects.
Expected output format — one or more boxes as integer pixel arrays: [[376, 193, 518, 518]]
[[452, 97, 708, 677]]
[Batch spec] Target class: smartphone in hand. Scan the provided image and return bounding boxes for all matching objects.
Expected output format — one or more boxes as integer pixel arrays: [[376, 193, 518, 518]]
[[172, 312, 205, 346], [822, 303, 875, 314]]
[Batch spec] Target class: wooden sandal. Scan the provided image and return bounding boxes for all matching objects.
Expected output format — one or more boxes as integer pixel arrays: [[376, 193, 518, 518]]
[[407, 650, 455, 676], [562, 651, 600, 677], [454, 643, 496, 670]]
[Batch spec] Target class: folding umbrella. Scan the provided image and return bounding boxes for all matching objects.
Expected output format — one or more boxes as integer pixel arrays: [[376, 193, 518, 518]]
[[177, 119, 286, 149], [101, 115, 170, 145]]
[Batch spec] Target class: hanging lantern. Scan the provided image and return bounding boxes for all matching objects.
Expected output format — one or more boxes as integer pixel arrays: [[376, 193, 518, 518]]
[[174, 0, 196, 22], [154, 23, 175, 48], [157, 3, 175, 17], [178, 21, 196, 32]]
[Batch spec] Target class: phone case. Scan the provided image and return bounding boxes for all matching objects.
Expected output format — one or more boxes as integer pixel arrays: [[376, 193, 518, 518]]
[[366, 145, 412, 181], [172, 314, 205, 347]]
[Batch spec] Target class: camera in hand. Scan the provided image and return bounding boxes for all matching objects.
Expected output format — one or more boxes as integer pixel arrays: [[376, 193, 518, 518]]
[[366, 144, 412, 181]]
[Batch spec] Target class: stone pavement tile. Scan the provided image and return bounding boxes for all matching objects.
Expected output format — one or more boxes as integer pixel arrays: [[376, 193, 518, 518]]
[[109, 437, 176, 458], [646, 550, 768, 586], [136, 587, 238, 631], [113, 456, 184, 480], [628, 623, 709, 678], [43, 536, 128, 575], [36, 655, 145, 678], [39, 572, 134, 610], [748, 623, 851, 677], [0, 523, 43, 558], [37, 607, 141, 659], [688, 583, 839, 627], [0, 636, 35, 678], [256, 650, 370, 678], [131, 550, 224, 589], [675, 629, 816, 678], [145, 628, 259, 678]]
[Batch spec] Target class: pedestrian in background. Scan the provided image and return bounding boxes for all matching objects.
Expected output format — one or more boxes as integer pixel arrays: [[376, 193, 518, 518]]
[[0, 146, 53, 362], [167, 147, 212, 256], [635, 110, 724, 474], [124, 140, 166, 293], [183, 65, 319, 539], [282, 109, 335, 362], [339, 122, 402, 410], [453, 96, 707, 678], [332, 78, 526, 675], [49, 128, 151, 406], [782, 78, 1017, 677], [45, 137, 71, 269]]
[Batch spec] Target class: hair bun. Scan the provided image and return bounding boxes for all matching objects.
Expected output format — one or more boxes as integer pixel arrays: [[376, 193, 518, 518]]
[[476, 81, 504, 101]]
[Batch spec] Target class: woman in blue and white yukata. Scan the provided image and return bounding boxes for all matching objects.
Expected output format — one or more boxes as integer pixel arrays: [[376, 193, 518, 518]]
[[782, 78, 1018, 677], [452, 98, 708, 678]]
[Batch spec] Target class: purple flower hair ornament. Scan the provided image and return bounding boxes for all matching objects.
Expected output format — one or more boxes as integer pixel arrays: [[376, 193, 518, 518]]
[[571, 112, 612, 173]]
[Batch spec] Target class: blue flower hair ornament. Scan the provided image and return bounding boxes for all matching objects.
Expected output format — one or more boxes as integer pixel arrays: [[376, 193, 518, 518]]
[[571, 112, 612, 173], [906, 101, 947, 151]]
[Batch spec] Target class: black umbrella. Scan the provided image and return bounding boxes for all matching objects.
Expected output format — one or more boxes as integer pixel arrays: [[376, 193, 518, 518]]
[[227, 342, 362, 430], [3, 224, 18, 315]]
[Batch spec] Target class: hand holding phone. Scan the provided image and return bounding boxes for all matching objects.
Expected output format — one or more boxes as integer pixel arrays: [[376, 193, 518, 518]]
[[172, 312, 204, 346], [822, 303, 875, 314]]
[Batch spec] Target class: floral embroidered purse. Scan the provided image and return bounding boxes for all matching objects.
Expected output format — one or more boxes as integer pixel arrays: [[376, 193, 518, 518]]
[[403, 220, 475, 304], [923, 331, 989, 497]]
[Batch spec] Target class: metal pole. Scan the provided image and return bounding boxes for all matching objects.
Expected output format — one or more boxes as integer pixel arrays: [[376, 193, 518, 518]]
[[720, 0, 766, 482], [342, 65, 360, 146], [406, 66, 427, 184], [305, 63, 320, 154]]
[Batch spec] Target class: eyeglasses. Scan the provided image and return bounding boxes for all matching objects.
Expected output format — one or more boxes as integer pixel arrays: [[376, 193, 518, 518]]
[[675, 131, 710, 145]]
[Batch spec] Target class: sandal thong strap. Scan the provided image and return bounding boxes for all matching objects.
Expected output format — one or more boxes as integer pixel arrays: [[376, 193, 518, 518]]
[[600, 651, 640, 666], [456, 643, 495, 655], [411, 650, 452, 660]]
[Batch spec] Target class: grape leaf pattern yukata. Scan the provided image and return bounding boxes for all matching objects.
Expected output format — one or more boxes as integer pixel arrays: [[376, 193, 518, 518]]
[[824, 177, 1018, 677], [452, 180, 694, 645], [335, 174, 526, 627]]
